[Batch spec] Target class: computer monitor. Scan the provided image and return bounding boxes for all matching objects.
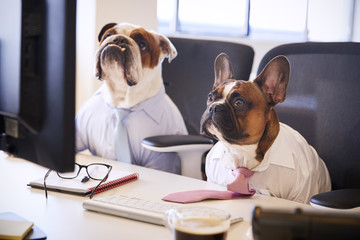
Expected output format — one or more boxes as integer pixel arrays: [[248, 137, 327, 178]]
[[0, 0, 76, 172]]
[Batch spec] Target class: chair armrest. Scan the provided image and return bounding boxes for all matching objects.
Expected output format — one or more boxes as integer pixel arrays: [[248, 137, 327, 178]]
[[141, 134, 215, 152], [142, 135, 215, 179], [310, 189, 360, 210]]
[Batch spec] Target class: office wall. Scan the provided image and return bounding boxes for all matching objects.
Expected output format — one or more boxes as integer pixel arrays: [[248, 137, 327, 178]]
[[76, 0, 96, 113], [352, 0, 360, 41]]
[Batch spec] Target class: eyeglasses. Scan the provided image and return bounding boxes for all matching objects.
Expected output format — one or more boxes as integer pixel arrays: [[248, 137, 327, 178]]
[[44, 163, 112, 199]]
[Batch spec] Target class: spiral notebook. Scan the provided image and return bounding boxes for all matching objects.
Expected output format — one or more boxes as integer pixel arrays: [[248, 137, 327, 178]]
[[28, 170, 139, 196]]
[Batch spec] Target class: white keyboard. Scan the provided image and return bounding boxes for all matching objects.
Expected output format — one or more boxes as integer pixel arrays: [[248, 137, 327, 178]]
[[83, 194, 243, 226]]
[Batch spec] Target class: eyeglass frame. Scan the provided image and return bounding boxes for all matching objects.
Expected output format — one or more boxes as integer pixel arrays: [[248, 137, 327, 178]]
[[43, 163, 113, 199]]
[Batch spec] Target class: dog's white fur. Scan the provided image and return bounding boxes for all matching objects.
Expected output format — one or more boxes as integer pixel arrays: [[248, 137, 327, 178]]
[[208, 123, 260, 170]]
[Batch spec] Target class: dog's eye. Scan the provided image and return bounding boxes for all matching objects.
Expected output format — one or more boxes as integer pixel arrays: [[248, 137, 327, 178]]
[[234, 98, 245, 107], [104, 33, 112, 40], [208, 94, 214, 102], [139, 41, 148, 51]]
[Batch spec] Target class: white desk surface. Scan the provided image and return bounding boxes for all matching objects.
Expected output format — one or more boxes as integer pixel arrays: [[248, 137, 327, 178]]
[[0, 152, 310, 240]]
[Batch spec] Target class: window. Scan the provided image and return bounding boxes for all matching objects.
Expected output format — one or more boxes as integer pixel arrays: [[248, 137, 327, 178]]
[[307, 0, 354, 41], [158, 0, 356, 42], [249, 0, 308, 41], [178, 0, 248, 36]]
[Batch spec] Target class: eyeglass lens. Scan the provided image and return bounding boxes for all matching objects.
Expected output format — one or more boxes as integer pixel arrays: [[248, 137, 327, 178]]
[[57, 163, 110, 180], [86, 164, 110, 180]]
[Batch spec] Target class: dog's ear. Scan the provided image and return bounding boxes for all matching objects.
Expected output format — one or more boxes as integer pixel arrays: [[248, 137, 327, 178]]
[[213, 53, 234, 90], [95, 56, 102, 80], [157, 34, 177, 63], [98, 23, 117, 42], [254, 56, 290, 106]]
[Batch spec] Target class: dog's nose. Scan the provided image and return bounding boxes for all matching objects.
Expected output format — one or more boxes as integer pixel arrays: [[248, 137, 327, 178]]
[[209, 103, 225, 113], [113, 37, 128, 45], [209, 106, 214, 113], [209, 104, 218, 113]]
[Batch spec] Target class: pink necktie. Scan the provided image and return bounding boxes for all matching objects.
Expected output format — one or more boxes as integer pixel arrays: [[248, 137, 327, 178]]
[[162, 168, 255, 203]]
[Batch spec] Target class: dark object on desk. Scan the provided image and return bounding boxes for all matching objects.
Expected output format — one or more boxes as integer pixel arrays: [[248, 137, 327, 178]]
[[0, 0, 76, 173], [252, 206, 360, 240], [142, 37, 254, 179], [257, 42, 360, 208]]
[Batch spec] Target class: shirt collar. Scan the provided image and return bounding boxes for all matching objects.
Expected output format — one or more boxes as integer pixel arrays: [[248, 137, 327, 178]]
[[211, 124, 296, 172], [129, 84, 165, 124], [100, 84, 165, 125]]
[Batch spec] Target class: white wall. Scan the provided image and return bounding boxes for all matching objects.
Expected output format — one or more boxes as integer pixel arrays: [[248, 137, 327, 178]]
[[76, 0, 96, 113], [354, 0, 360, 42]]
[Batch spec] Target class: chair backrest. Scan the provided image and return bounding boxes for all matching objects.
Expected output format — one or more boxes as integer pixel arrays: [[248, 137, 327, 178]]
[[257, 42, 360, 190], [163, 37, 254, 135]]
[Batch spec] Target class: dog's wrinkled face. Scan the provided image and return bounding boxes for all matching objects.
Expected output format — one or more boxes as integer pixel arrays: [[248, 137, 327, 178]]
[[95, 22, 177, 85], [201, 79, 269, 145], [201, 53, 290, 162]]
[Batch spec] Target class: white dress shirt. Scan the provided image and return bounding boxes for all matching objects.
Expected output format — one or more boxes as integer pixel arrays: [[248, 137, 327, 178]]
[[76, 84, 188, 174], [206, 123, 331, 204]]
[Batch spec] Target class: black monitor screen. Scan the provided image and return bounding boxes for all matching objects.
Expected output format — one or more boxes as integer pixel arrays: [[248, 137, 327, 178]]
[[0, 0, 76, 172]]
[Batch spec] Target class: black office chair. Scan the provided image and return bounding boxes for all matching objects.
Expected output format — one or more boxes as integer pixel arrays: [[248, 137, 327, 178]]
[[257, 42, 360, 209], [142, 37, 254, 179]]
